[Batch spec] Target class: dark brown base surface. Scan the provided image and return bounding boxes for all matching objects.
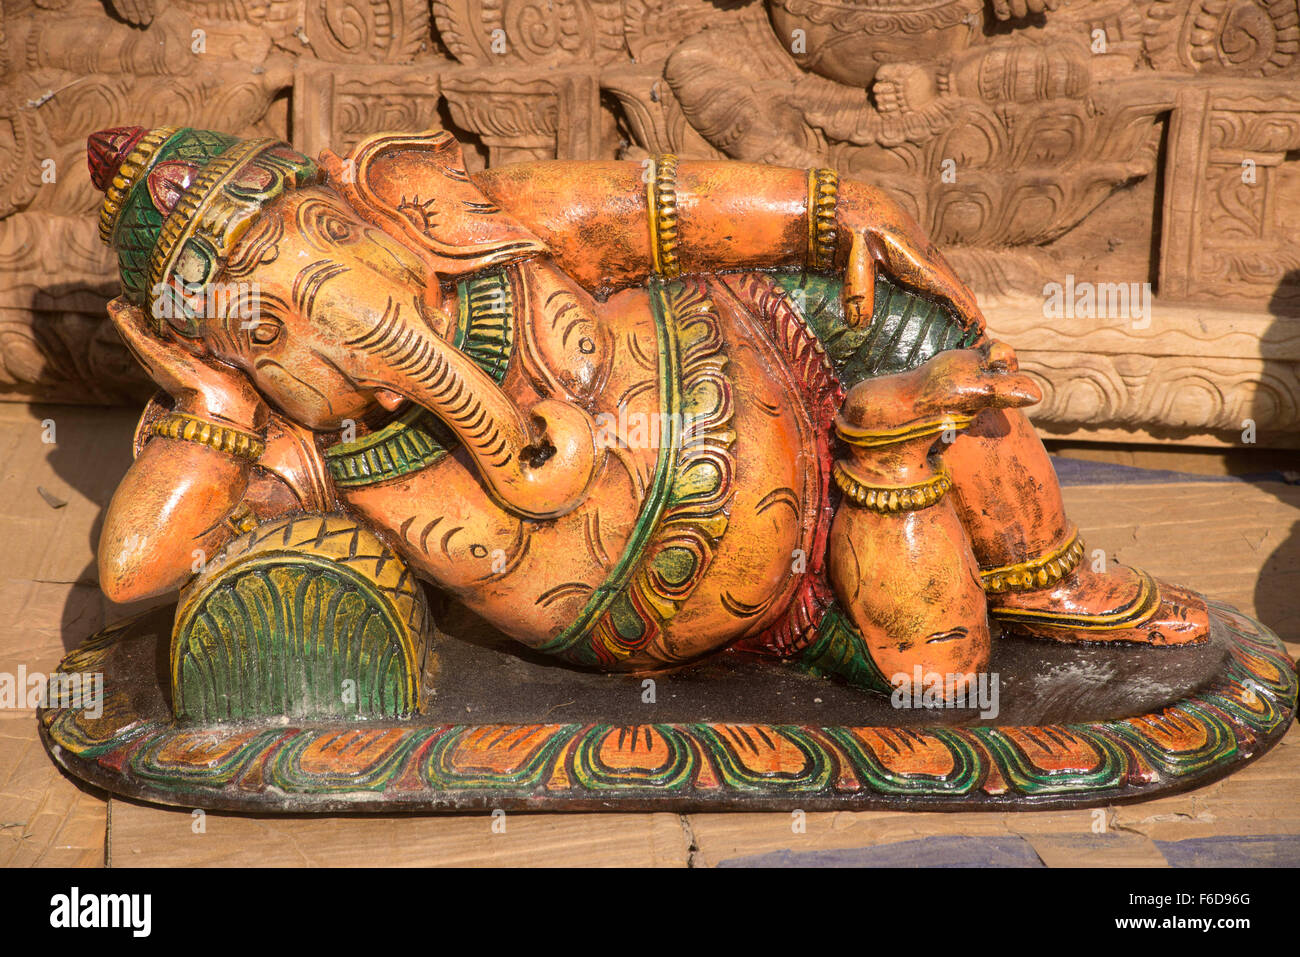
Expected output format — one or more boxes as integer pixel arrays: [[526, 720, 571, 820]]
[[39, 596, 1297, 813]]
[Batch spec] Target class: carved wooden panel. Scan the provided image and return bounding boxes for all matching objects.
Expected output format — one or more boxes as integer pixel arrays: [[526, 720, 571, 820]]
[[2, 0, 1298, 448], [994, 299, 1300, 447], [1160, 86, 1300, 311], [441, 69, 604, 164], [292, 62, 445, 158]]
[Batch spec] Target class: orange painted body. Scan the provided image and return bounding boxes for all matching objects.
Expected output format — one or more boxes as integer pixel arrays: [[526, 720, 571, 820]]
[[93, 127, 1210, 694]]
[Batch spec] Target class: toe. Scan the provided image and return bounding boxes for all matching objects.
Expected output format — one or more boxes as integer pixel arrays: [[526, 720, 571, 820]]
[[1141, 581, 1211, 646]]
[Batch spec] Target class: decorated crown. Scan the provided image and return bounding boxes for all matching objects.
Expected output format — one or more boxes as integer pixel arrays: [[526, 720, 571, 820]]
[[87, 126, 320, 335]]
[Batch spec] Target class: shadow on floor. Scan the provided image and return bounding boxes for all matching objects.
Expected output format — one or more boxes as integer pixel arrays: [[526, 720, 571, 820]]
[[27, 402, 156, 651], [1253, 272, 1300, 639]]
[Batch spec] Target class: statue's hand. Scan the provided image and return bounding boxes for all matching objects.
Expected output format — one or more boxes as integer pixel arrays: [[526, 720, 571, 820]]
[[843, 230, 876, 328], [911, 341, 1042, 419], [991, 0, 1058, 20], [108, 298, 267, 431], [839, 341, 1041, 436], [838, 190, 985, 335]]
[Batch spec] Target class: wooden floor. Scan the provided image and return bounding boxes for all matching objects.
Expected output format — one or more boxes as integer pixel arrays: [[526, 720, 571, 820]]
[[1, 402, 1296, 867]]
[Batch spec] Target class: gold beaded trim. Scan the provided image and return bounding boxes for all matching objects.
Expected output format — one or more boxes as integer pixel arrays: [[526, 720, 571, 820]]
[[833, 461, 952, 512], [835, 413, 974, 448], [981, 526, 1085, 594], [98, 127, 179, 244], [151, 412, 265, 462], [146, 137, 274, 302], [807, 168, 839, 272], [647, 153, 681, 279]]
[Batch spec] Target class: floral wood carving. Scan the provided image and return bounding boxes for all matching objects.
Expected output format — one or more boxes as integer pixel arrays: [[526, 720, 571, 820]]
[[1, 0, 1298, 448]]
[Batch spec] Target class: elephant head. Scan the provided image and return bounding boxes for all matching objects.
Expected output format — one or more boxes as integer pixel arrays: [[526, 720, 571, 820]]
[[89, 126, 601, 519]]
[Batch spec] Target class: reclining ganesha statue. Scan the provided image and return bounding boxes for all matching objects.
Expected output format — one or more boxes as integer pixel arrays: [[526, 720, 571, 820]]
[[38, 125, 1295, 813]]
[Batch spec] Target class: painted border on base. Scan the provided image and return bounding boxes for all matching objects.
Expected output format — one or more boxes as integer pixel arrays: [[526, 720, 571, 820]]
[[38, 599, 1297, 813]]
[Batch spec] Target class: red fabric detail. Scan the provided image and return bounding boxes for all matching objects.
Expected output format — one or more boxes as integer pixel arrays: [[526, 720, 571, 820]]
[[87, 127, 146, 192], [721, 272, 845, 658]]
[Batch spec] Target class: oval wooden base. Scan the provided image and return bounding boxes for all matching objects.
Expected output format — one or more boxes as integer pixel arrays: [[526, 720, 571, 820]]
[[38, 598, 1296, 813]]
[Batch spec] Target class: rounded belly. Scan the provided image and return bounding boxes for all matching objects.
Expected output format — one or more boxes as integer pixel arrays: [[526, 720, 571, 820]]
[[621, 281, 822, 668], [345, 279, 821, 671]]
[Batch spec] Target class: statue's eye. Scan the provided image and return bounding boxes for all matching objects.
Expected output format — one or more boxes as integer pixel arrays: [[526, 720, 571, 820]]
[[249, 320, 281, 345], [299, 199, 357, 248], [324, 218, 351, 242]]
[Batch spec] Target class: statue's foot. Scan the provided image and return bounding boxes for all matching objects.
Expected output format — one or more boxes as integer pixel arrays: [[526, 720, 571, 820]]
[[987, 562, 1210, 646], [872, 63, 937, 114]]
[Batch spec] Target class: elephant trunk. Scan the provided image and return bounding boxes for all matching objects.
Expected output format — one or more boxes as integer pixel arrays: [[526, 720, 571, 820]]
[[352, 311, 600, 519]]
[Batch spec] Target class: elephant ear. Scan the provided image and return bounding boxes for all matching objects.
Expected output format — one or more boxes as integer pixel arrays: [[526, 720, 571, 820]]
[[321, 129, 549, 275]]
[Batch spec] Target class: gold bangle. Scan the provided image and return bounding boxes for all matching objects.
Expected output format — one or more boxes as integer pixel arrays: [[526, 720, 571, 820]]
[[647, 153, 680, 279], [807, 168, 838, 272], [151, 412, 265, 462], [980, 526, 1085, 594], [835, 414, 974, 448], [833, 461, 952, 512]]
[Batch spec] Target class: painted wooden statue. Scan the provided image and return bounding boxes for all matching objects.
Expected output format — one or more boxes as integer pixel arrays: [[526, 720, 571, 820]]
[[37, 126, 1294, 812]]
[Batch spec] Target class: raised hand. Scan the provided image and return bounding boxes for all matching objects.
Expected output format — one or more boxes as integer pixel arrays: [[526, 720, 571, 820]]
[[839, 183, 986, 337], [107, 297, 267, 431]]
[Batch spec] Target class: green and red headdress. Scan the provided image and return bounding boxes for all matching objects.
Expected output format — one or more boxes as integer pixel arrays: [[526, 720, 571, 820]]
[[88, 126, 320, 336]]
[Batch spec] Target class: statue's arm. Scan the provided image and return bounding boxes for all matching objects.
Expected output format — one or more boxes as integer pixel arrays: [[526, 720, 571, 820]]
[[98, 439, 249, 603], [98, 298, 268, 603], [473, 159, 985, 333]]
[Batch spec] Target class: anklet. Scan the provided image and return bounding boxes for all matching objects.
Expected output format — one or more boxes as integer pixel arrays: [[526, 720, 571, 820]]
[[980, 526, 1084, 594], [833, 461, 952, 512], [988, 567, 1161, 630]]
